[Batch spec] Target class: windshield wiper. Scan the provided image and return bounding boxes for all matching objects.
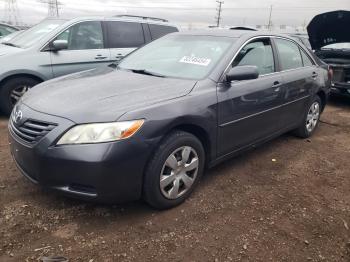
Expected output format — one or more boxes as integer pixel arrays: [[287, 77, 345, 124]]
[[2, 42, 20, 48], [131, 69, 165, 78]]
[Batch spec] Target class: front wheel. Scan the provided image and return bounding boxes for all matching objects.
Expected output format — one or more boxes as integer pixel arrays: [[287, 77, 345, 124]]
[[0, 77, 40, 115], [143, 131, 205, 209], [293, 96, 322, 138]]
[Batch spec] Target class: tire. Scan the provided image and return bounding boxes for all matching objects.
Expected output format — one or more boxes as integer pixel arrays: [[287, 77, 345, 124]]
[[0, 77, 40, 116], [293, 95, 322, 138], [143, 130, 205, 210]]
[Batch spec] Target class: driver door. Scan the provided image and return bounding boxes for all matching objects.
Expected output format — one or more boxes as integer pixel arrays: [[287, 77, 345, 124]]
[[217, 37, 286, 156], [50, 21, 111, 78]]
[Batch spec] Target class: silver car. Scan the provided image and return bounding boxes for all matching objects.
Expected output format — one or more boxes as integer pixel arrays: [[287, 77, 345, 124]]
[[0, 16, 178, 115]]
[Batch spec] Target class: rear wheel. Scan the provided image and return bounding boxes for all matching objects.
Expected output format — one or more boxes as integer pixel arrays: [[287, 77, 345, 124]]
[[293, 96, 322, 138], [143, 131, 205, 209], [0, 77, 40, 115]]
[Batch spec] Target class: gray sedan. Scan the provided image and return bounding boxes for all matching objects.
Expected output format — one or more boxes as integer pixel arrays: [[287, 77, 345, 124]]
[[9, 30, 330, 209]]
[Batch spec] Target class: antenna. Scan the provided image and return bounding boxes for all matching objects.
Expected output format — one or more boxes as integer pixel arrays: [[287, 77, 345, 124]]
[[39, 0, 63, 17], [4, 0, 21, 25], [215, 0, 224, 27]]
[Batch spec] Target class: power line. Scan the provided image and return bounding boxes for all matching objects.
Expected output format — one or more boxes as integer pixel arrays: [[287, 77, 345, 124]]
[[215, 0, 224, 27]]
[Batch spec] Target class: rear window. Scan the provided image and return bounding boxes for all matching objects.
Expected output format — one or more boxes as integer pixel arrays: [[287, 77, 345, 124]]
[[106, 21, 145, 48], [149, 24, 178, 40]]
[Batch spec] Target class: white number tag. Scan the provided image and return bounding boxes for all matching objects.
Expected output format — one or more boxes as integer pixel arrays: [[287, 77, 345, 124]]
[[179, 56, 211, 66]]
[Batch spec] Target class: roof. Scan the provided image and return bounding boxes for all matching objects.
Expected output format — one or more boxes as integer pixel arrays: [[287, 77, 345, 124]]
[[175, 29, 293, 39], [55, 15, 178, 27]]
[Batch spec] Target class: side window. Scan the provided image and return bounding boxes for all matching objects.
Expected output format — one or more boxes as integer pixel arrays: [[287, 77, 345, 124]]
[[149, 24, 178, 40], [233, 38, 275, 75], [55, 21, 104, 50], [275, 38, 303, 70], [300, 49, 314, 67], [107, 21, 145, 48]]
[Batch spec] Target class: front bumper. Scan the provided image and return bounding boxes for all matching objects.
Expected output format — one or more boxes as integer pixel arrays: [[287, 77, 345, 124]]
[[8, 104, 156, 203]]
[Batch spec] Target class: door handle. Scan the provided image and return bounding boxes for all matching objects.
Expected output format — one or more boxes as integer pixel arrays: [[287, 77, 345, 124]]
[[272, 81, 282, 92], [312, 72, 318, 79], [95, 55, 107, 60]]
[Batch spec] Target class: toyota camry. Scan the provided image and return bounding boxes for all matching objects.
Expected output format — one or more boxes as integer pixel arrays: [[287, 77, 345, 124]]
[[8, 30, 331, 209]]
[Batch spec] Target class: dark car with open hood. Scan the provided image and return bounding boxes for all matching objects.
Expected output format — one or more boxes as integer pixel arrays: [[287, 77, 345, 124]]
[[8, 30, 331, 209], [308, 10, 350, 97]]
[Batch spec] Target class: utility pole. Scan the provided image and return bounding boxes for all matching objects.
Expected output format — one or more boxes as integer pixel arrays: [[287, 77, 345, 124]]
[[267, 5, 273, 31], [4, 0, 21, 25], [39, 0, 62, 18], [55, 0, 59, 17], [302, 19, 307, 32], [215, 1, 224, 28]]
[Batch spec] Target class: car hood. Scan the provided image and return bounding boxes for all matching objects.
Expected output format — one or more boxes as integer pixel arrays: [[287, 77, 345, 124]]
[[307, 10, 350, 50], [0, 44, 22, 56], [22, 67, 197, 123]]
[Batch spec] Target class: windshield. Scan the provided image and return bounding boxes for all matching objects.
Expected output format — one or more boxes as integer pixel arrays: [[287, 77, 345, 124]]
[[322, 43, 350, 50], [118, 35, 234, 80], [0, 25, 17, 37], [5, 19, 65, 48], [0, 30, 22, 43]]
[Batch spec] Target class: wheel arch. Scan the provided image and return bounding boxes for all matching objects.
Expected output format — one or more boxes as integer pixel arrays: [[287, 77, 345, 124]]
[[316, 89, 327, 112], [168, 123, 212, 165], [0, 73, 44, 88]]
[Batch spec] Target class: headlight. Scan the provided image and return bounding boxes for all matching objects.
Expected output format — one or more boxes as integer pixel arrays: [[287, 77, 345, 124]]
[[57, 120, 144, 145]]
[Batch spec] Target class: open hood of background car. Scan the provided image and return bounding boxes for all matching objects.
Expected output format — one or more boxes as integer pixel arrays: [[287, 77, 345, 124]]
[[307, 10, 350, 50]]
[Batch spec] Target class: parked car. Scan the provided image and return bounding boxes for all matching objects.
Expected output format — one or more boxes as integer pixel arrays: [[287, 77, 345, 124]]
[[0, 23, 19, 38], [308, 10, 350, 97], [0, 16, 179, 115], [9, 30, 331, 209]]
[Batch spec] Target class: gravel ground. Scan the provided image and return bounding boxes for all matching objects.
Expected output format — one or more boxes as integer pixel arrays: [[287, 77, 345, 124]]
[[0, 97, 350, 262]]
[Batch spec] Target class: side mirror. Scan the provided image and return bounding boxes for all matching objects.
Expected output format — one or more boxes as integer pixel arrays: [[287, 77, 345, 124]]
[[226, 65, 259, 82], [51, 40, 68, 51]]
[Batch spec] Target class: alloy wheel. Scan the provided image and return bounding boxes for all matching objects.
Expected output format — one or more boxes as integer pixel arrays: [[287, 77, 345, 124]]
[[10, 85, 31, 106], [160, 146, 199, 200], [306, 101, 320, 133]]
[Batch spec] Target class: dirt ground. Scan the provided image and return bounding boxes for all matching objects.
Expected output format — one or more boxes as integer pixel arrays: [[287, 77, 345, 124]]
[[0, 97, 350, 262]]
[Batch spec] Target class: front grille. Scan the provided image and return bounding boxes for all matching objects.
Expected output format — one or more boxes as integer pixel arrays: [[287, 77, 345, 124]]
[[10, 118, 57, 144]]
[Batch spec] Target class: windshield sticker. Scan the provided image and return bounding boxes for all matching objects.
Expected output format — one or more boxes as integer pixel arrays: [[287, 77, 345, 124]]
[[179, 56, 211, 66]]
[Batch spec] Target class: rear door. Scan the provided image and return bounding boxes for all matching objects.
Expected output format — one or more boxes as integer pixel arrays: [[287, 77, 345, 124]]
[[50, 21, 111, 78], [273, 38, 318, 127], [105, 21, 146, 62], [217, 37, 285, 156]]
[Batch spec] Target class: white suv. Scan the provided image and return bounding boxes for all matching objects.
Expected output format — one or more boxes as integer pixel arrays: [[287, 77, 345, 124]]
[[0, 15, 179, 115]]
